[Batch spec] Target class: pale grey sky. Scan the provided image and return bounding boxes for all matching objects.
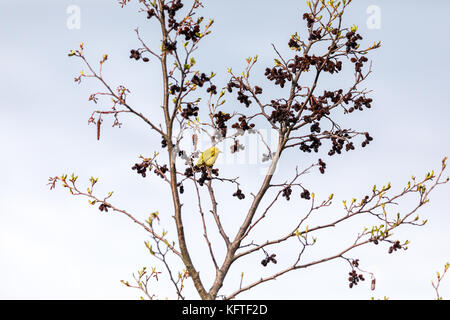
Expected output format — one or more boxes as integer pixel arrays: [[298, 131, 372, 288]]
[[1, 0, 450, 299]]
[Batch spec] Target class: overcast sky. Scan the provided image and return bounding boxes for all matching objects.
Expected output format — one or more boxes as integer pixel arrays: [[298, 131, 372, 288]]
[[1, 0, 450, 300]]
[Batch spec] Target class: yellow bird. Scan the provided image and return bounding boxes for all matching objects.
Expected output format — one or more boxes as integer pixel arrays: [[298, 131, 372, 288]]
[[196, 146, 221, 167]]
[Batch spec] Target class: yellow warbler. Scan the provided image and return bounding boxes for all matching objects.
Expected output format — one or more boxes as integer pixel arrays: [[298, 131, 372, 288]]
[[196, 146, 221, 167]]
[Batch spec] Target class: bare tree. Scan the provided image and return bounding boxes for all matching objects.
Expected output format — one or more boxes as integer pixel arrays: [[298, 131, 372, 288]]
[[49, 0, 449, 300]]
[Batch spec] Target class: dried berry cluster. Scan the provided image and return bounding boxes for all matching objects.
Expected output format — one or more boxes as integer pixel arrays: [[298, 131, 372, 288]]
[[191, 73, 210, 87], [131, 158, 168, 180], [98, 203, 112, 213], [206, 84, 217, 95], [288, 37, 300, 50], [130, 49, 149, 62], [328, 130, 352, 156], [348, 269, 365, 288], [213, 111, 231, 136], [226, 80, 240, 93], [163, 0, 184, 29], [282, 186, 292, 201], [300, 189, 311, 200], [288, 55, 312, 74], [180, 23, 201, 41], [161, 136, 168, 148], [181, 103, 199, 119], [146, 8, 155, 19], [226, 80, 259, 107], [132, 159, 152, 178], [345, 31, 363, 54], [369, 235, 381, 245], [154, 164, 168, 179], [231, 115, 255, 132], [233, 188, 245, 200], [307, 95, 331, 121], [130, 49, 141, 60], [162, 39, 177, 52], [318, 158, 326, 174], [261, 254, 277, 267], [264, 66, 292, 88], [309, 29, 322, 41], [302, 13, 315, 28], [361, 132, 373, 148], [193, 165, 219, 186], [310, 122, 320, 133], [184, 167, 194, 178], [170, 84, 187, 95], [348, 96, 373, 113], [237, 90, 252, 107], [388, 240, 405, 254], [268, 100, 297, 126], [299, 135, 322, 153], [351, 56, 369, 73]]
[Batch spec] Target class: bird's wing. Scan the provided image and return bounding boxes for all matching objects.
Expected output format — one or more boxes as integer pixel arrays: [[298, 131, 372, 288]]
[[203, 147, 214, 162], [205, 152, 219, 166], [196, 153, 204, 166]]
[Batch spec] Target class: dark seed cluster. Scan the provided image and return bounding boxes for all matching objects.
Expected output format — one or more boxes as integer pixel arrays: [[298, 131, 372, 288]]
[[237, 91, 252, 107], [184, 167, 194, 178], [310, 122, 320, 133], [233, 188, 245, 200], [207, 84, 217, 95], [299, 135, 322, 153], [193, 165, 219, 186], [302, 13, 315, 28], [226, 80, 241, 93], [328, 130, 352, 156], [348, 96, 373, 114], [288, 37, 300, 50], [361, 132, 373, 148], [351, 56, 369, 73], [154, 164, 168, 179], [129, 49, 149, 62], [146, 8, 155, 19], [369, 235, 381, 245], [98, 203, 112, 212], [388, 240, 405, 254], [232, 115, 255, 132], [348, 269, 365, 288], [288, 55, 312, 74], [181, 103, 199, 119], [345, 31, 363, 53], [161, 136, 168, 148], [309, 29, 322, 41], [162, 39, 177, 52], [163, 0, 184, 29], [132, 159, 152, 178], [213, 111, 231, 137], [268, 100, 297, 126], [300, 189, 311, 200], [265, 66, 292, 88], [170, 84, 187, 95], [318, 158, 326, 174], [180, 23, 200, 41], [191, 73, 210, 87], [261, 254, 277, 267], [130, 49, 141, 60], [282, 186, 292, 201]]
